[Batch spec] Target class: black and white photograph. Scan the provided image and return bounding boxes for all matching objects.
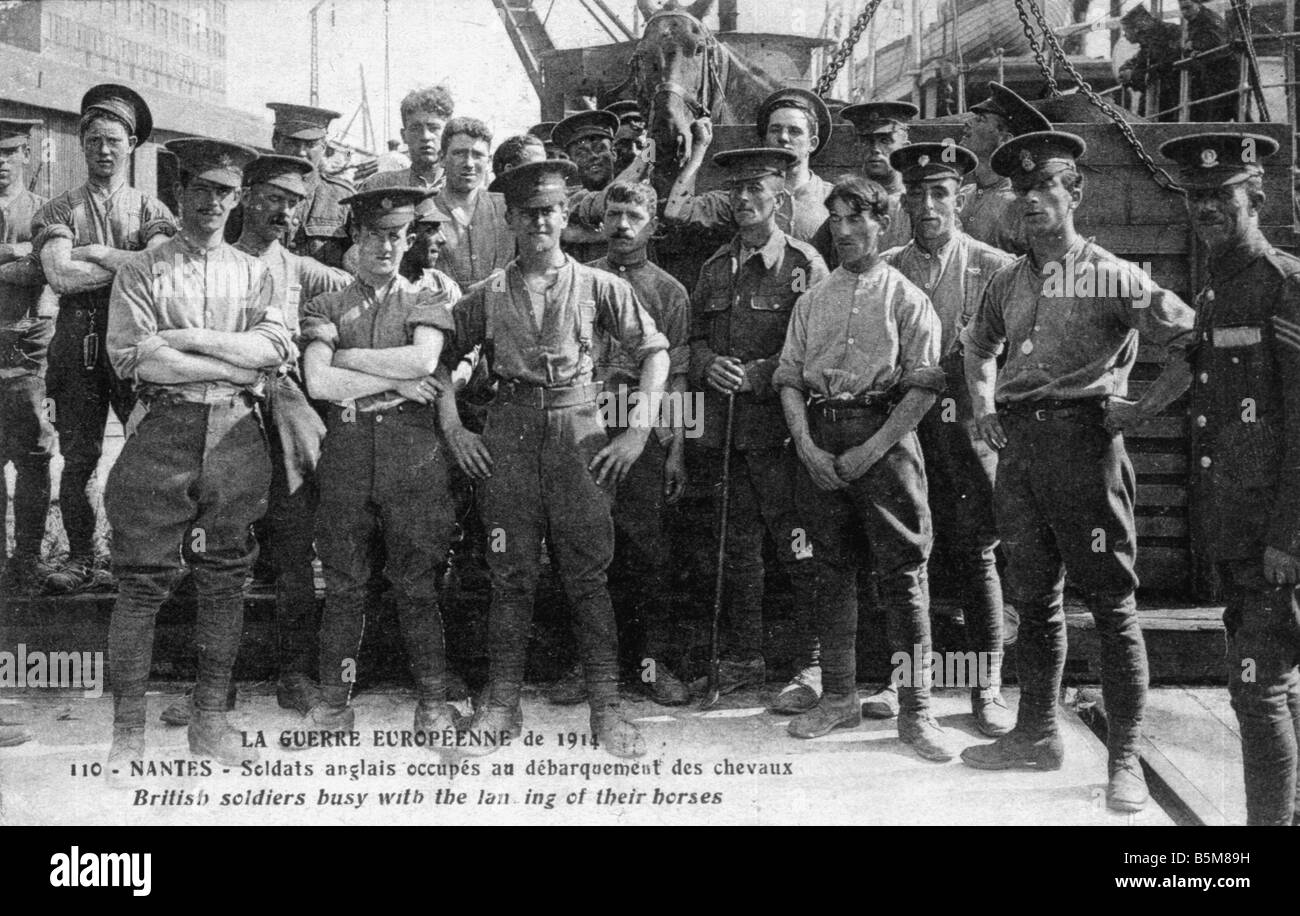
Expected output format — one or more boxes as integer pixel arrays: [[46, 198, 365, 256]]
[[0, 0, 1294, 864]]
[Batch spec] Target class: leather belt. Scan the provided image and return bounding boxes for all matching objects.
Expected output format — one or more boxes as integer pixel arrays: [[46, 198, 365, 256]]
[[495, 380, 602, 410], [809, 397, 891, 424], [999, 397, 1104, 422]]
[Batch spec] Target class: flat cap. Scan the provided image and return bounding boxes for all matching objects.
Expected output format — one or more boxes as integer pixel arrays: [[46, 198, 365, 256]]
[[1159, 132, 1278, 189], [712, 147, 797, 181], [968, 83, 1051, 136], [0, 118, 41, 151], [756, 88, 832, 159], [991, 130, 1086, 179], [891, 142, 978, 184], [840, 100, 919, 134], [244, 154, 314, 197], [165, 137, 259, 188], [494, 159, 578, 209], [82, 83, 153, 143], [604, 100, 645, 125], [341, 187, 430, 228], [552, 110, 620, 151], [267, 102, 340, 141]]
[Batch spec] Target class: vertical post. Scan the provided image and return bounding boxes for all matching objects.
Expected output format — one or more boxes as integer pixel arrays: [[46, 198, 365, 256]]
[[384, 0, 391, 145], [912, 0, 924, 116], [310, 8, 318, 106]]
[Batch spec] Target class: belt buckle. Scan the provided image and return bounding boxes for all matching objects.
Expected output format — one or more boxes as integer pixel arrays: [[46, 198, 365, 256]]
[[533, 386, 546, 409]]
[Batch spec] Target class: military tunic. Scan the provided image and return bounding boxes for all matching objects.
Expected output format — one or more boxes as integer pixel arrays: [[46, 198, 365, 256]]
[[448, 256, 667, 709], [31, 181, 175, 559], [690, 229, 828, 665], [1187, 234, 1300, 825], [433, 187, 514, 288], [958, 176, 1026, 255]]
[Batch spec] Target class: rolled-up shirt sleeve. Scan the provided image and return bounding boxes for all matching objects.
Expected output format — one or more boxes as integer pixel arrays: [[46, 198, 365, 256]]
[[405, 289, 456, 337], [106, 257, 165, 381], [600, 277, 668, 363], [897, 289, 946, 393], [773, 290, 811, 393], [299, 292, 342, 351], [30, 197, 75, 252], [247, 265, 294, 362], [672, 189, 733, 230], [141, 198, 177, 243], [961, 277, 1008, 360]]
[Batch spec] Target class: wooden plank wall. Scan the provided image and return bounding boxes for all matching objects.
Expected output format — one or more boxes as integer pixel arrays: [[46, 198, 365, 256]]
[[686, 120, 1296, 597]]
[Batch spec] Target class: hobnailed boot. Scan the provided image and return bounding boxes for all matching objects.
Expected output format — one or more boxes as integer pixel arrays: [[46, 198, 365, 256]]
[[160, 682, 238, 727], [788, 691, 861, 739], [591, 703, 646, 759], [455, 702, 523, 758], [898, 712, 957, 762], [770, 665, 823, 715], [105, 727, 144, 789], [971, 690, 1015, 737], [643, 661, 690, 706], [189, 708, 258, 767], [276, 673, 321, 715], [960, 726, 1065, 771], [861, 682, 899, 719], [1106, 756, 1149, 812]]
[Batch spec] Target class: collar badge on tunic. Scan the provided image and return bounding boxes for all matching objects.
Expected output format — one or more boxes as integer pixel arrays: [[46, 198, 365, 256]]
[[1019, 149, 1036, 172], [1200, 148, 1218, 168]]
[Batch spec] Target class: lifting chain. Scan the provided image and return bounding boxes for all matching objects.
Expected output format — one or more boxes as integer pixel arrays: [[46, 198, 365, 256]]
[[1014, 0, 1182, 193], [815, 0, 887, 98]]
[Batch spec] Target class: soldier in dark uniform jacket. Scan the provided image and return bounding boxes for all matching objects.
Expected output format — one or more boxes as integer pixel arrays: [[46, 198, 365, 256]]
[[0, 118, 56, 594], [689, 147, 829, 708], [1181, 0, 1239, 122], [225, 103, 353, 268], [1161, 132, 1300, 826], [1118, 5, 1182, 121]]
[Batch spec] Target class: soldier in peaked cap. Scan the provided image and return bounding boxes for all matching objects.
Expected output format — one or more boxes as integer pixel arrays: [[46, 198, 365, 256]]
[[157, 153, 352, 729], [249, 102, 353, 268], [867, 142, 1017, 733], [103, 138, 291, 777], [840, 100, 920, 252], [1117, 5, 1182, 121], [1161, 132, 1300, 825], [686, 147, 829, 711], [439, 160, 669, 758], [0, 117, 57, 595], [552, 110, 623, 263], [664, 87, 836, 263], [605, 100, 648, 172], [292, 186, 462, 745], [959, 130, 1198, 811], [32, 83, 176, 596], [960, 83, 1051, 253]]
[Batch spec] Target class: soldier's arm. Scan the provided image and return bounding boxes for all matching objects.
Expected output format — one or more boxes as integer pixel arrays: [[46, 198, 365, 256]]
[[159, 270, 294, 370], [304, 338, 432, 402], [1265, 276, 1300, 575], [961, 281, 1008, 448], [1110, 276, 1197, 429], [776, 292, 847, 492], [40, 237, 114, 294], [332, 291, 449, 378]]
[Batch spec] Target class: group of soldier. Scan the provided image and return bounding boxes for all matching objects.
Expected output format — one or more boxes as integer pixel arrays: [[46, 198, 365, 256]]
[[0, 61, 1297, 826]]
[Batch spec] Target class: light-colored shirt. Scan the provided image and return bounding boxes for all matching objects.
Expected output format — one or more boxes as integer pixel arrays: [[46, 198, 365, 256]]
[[107, 235, 293, 399], [962, 236, 1197, 403], [774, 262, 945, 399], [235, 239, 352, 336]]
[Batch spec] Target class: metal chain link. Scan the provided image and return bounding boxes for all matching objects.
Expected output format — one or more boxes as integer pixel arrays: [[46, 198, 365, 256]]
[[815, 0, 887, 98], [1016, 0, 1182, 193], [1015, 0, 1058, 97]]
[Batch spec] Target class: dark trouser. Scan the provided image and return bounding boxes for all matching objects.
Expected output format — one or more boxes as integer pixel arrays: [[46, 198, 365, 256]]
[[996, 413, 1146, 757], [696, 443, 818, 666], [0, 374, 55, 557], [916, 403, 1003, 666], [1221, 560, 1300, 826], [315, 405, 454, 706], [478, 399, 620, 711], [796, 408, 933, 709], [47, 302, 134, 558], [610, 431, 676, 663], [105, 395, 270, 728], [263, 376, 326, 679]]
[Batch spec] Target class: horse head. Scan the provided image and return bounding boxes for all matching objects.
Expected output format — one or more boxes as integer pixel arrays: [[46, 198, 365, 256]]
[[633, 0, 722, 181]]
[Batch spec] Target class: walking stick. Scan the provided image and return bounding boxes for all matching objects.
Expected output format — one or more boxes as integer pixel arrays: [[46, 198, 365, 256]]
[[700, 392, 736, 710]]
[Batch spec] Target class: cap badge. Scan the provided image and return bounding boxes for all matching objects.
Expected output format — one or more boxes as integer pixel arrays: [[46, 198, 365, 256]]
[[1020, 149, 1036, 172], [1200, 148, 1218, 168], [380, 197, 394, 211], [917, 154, 930, 168]]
